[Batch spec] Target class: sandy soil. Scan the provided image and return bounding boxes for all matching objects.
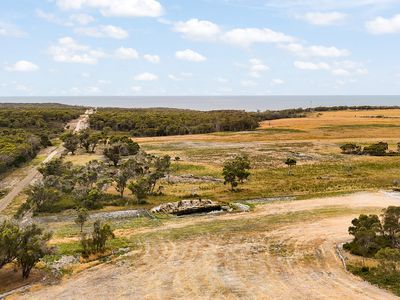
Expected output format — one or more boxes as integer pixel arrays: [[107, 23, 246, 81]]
[[11, 191, 400, 300]]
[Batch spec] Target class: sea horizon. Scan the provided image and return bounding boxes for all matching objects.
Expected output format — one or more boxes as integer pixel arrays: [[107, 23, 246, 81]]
[[1, 95, 400, 111]]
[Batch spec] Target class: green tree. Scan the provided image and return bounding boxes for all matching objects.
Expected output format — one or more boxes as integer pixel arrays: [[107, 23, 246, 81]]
[[75, 207, 89, 233], [17, 224, 52, 279], [222, 155, 251, 191], [114, 171, 129, 198], [284, 158, 297, 175], [149, 155, 171, 193], [382, 206, 400, 247], [61, 133, 79, 155], [0, 221, 20, 268], [80, 221, 114, 258], [104, 145, 121, 167], [38, 158, 65, 177], [128, 177, 151, 204]]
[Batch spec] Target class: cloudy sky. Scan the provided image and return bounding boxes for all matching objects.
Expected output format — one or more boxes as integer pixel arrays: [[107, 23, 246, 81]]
[[1, 0, 400, 96]]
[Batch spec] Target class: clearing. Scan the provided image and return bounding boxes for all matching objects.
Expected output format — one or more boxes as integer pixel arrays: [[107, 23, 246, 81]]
[[10, 191, 400, 299]]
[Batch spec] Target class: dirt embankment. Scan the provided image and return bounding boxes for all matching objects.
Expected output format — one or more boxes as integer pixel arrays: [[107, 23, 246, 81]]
[[10, 192, 400, 299]]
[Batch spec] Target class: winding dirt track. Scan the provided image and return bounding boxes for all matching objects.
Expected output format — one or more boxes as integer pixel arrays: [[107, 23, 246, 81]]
[[13, 192, 400, 299]]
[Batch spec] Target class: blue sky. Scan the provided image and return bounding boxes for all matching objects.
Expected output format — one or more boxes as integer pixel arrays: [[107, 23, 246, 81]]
[[1, 0, 400, 96]]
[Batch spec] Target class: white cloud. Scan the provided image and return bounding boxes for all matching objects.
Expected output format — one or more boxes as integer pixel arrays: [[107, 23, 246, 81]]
[[5, 60, 39, 72], [300, 12, 346, 26], [115, 47, 139, 59], [168, 74, 179, 81], [271, 78, 285, 85], [134, 72, 158, 81], [36, 10, 95, 26], [248, 59, 269, 77], [75, 25, 129, 39], [48, 36, 106, 64], [173, 18, 220, 41], [69, 13, 95, 25], [366, 14, 400, 34], [294, 61, 331, 70], [56, 0, 163, 17], [222, 28, 295, 47], [294, 60, 368, 76], [175, 49, 206, 62], [144, 54, 160, 63], [0, 22, 25, 37], [281, 43, 350, 57], [168, 72, 193, 80]]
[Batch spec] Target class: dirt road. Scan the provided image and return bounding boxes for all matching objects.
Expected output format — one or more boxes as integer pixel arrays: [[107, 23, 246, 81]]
[[0, 110, 92, 214], [13, 192, 400, 299]]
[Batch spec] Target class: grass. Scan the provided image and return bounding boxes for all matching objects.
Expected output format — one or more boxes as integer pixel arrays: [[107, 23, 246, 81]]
[[51, 206, 379, 259]]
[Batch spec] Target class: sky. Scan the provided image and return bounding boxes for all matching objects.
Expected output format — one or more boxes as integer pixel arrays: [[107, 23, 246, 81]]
[[1, 0, 400, 96]]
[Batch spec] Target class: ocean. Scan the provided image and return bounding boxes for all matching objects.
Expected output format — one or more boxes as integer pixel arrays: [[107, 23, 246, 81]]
[[0, 95, 400, 111]]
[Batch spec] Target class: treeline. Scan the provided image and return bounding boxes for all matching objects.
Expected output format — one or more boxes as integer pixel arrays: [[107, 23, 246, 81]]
[[89, 108, 303, 136], [0, 104, 84, 174], [90, 106, 400, 137]]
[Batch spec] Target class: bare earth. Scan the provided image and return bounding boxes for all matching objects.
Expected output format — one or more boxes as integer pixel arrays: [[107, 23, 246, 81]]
[[12, 192, 400, 300]]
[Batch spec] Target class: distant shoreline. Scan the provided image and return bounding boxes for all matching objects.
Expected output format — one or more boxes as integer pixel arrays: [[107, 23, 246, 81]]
[[1, 95, 400, 111]]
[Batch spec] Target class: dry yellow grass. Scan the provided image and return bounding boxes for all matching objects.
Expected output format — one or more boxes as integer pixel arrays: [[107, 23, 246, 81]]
[[134, 110, 400, 145]]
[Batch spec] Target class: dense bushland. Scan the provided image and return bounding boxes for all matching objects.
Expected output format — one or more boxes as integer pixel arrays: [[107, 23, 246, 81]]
[[345, 207, 400, 295], [89, 106, 400, 137], [89, 108, 263, 136], [0, 104, 83, 174]]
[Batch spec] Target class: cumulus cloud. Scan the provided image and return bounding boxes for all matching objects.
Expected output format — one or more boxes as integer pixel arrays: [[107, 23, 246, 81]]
[[222, 28, 295, 47], [69, 13, 95, 25], [173, 18, 220, 41], [144, 54, 160, 63], [366, 14, 400, 34], [294, 61, 331, 71], [175, 49, 206, 62], [5, 60, 39, 72], [134, 72, 158, 81], [48, 36, 106, 64], [0, 22, 25, 37], [294, 60, 368, 76], [281, 43, 350, 58], [56, 0, 163, 17], [75, 25, 129, 39], [115, 47, 139, 59], [299, 12, 347, 26]]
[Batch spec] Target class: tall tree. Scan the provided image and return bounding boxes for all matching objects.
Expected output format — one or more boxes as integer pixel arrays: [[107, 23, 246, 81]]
[[222, 155, 251, 191]]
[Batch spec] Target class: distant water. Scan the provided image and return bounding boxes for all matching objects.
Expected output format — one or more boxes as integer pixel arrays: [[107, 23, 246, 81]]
[[1, 96, 400, 111]]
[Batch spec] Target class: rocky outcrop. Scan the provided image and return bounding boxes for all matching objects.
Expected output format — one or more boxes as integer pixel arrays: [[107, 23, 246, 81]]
[[150, 199, 221, 215]]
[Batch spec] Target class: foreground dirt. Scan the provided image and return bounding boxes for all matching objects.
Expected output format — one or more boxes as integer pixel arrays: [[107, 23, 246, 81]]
[[11, 192, 400, 299]]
